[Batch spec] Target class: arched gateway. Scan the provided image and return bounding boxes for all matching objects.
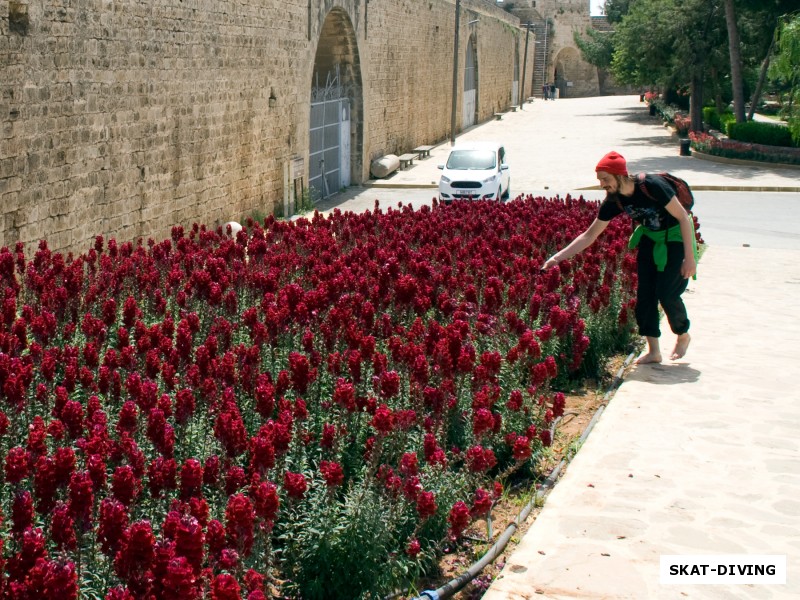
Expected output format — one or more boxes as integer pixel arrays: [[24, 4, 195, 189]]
[[309, 9, 363, 201]]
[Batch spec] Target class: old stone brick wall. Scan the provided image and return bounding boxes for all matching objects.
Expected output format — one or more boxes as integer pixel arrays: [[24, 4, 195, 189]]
[[1, 0, 525, 256], [362, 0, 526, 163]]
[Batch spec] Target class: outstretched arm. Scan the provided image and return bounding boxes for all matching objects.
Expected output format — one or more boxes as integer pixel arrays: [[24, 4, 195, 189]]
[[541, 218, 610, 270], [665, 198, 696, 279]]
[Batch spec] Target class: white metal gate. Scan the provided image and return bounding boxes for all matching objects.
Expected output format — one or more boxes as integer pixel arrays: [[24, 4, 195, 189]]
[[462, 38, 477, 128], [310, 68, 351, 201], [512, 46, 520, 105]]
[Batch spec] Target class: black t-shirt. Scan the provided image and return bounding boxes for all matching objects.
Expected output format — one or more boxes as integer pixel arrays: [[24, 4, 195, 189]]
[[597, 174, 678, 232]]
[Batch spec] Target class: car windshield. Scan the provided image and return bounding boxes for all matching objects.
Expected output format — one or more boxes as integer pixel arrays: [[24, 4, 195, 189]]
[[446, 149, 496, 170]]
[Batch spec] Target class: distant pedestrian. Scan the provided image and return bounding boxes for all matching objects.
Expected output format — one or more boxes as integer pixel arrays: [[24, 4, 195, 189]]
[[541, 151, 697, 364], [550, 83, 556, 100], [542, 84, 549, 100]]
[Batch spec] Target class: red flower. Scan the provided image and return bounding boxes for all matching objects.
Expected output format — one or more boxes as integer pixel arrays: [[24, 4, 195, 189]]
[[470, 488, 493, 518], [147, 456, 178, 498], [320, 460, 344, 488], [506, 389, 524, 412], [111, 465, 140, 507], [116, 401, 139, 435], [115, 520, 156, 582], [406, 538, 422, 557], [225, 494, 255, 557], [98, 498, 129, 557], [471, 408, 494, 439], [105, 587, 135, 600], [415, 490, 437, 520], [11, 490, 34, 535], [205, 519, 226, 560], [465, 445, 497, 473], [211, 573, 242, 600], [283, 471, 307, 500], [288, 351, 316, 394], [160, 556, 199, 600], [249, 433, 276, 476], [53, 446, 77, 487], [225, 465, 247, 496], [399, 452, 419, 477], [320, 423, 337, 449], [539, 428, 552, 447], [174, 514, 205, 573], [179, 458, 204, 500], [51, 501, 77, 551], [552, 391, 566, 418], [378, 370, 401, 398], [4, 446, 30, 484], [214, 402, 248, 458], [332, 378, 356, 412], [512, 436, 532, 461], [25, 557, 79, 600], [447, 501, 471, 539], [250, 477, 280, 522], [218, 548, 240, 571], [370, 403, 394, 435]]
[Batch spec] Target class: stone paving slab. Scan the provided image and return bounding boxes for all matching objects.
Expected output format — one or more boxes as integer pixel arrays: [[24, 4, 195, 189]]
[[482, 245, 800, 599]]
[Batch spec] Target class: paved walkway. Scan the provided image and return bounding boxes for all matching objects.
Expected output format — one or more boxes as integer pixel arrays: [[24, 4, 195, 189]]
[[363, 94, 800, 196], [319, 95, 800, 599], [482, 243, 800, 599]]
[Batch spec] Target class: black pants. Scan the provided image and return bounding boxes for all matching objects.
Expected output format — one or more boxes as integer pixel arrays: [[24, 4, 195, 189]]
[[635, 237, 690, 338]]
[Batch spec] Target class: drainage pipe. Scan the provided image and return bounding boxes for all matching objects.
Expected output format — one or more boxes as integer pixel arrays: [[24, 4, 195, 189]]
[[412, 350, 637, 600]]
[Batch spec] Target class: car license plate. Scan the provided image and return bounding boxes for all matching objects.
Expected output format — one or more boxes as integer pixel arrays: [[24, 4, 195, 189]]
[[455, 190, 474, 197]]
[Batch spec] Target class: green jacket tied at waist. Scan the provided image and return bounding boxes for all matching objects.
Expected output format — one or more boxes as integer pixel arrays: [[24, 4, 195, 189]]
[[628, 222, 698, 279]]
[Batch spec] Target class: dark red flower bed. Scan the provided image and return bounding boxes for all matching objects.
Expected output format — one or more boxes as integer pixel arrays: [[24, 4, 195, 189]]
[[0, 195, 646, 598]]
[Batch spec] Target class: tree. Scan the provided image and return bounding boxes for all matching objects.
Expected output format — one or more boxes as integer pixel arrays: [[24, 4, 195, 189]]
[[573, 28, 615, 71], [769, 14, 800, 120], [603, 0, 634, 24], [738, 0, 798, 121], [609, 0, 728, 131], [724, 0, 746, 122]]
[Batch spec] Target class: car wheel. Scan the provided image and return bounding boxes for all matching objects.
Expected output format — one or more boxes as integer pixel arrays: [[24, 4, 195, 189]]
[[502, 180, 511, 200]]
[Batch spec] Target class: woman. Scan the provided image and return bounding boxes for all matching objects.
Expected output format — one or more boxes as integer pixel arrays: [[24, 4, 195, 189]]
[[542, 151, 697, 363]]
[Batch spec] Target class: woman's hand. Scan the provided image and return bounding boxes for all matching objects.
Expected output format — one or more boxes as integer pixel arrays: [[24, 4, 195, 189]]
[[681, 255, 697, 279], [541, 257, 559, 271]]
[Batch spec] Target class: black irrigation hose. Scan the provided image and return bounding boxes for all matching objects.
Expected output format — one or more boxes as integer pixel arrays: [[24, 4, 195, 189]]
[[411, 350, 637, 600]]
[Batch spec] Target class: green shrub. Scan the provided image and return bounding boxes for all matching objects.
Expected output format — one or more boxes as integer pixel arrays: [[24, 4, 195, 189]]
[[789, 116, 800, 147], [702, 107, 734, 132], [720, 112, 736, 133], [727, 121, 794, 147]]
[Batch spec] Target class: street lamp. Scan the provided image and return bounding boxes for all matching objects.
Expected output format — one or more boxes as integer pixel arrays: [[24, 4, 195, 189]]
[[519, 23, 531, 110], [450, 0, 461, 145]]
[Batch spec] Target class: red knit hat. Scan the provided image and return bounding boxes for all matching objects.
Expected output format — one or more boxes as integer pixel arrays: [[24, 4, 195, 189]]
[[595, 151, 628, 176]]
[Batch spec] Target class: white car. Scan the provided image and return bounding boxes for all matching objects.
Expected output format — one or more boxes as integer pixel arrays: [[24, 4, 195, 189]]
[[438, 141, 510, 202]]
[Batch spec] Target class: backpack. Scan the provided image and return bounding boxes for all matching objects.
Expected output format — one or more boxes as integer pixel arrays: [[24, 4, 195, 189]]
[[636, 172, 694, 213]]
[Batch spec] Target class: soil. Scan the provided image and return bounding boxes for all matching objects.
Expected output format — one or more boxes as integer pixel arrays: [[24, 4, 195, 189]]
[[415, 352, 635, 599]]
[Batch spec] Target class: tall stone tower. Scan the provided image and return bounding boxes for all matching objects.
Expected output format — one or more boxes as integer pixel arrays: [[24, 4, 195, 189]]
[[504, 0, 599, 98]]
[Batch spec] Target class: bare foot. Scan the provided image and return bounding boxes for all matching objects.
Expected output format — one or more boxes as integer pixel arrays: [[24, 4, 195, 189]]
[[671, 333, 691, 360], [636, 351, 662, 364]]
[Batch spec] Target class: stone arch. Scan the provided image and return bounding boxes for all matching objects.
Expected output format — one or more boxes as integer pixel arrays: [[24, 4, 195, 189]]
[[309, 8, 363, 199], [552, 45, 596, 98]]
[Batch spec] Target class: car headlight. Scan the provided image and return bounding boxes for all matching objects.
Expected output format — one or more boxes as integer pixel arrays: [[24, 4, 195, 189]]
[[440, 175, 451, 184], [481, 175, 497, 184]]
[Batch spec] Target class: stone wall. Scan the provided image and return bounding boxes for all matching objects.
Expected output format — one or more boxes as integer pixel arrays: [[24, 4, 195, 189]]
[[0, 0, 529, 255], [509, 0, 600, 98]]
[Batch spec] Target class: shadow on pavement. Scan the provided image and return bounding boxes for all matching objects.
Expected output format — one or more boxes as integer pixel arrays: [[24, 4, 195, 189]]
[[628, 363, 701, 384]]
